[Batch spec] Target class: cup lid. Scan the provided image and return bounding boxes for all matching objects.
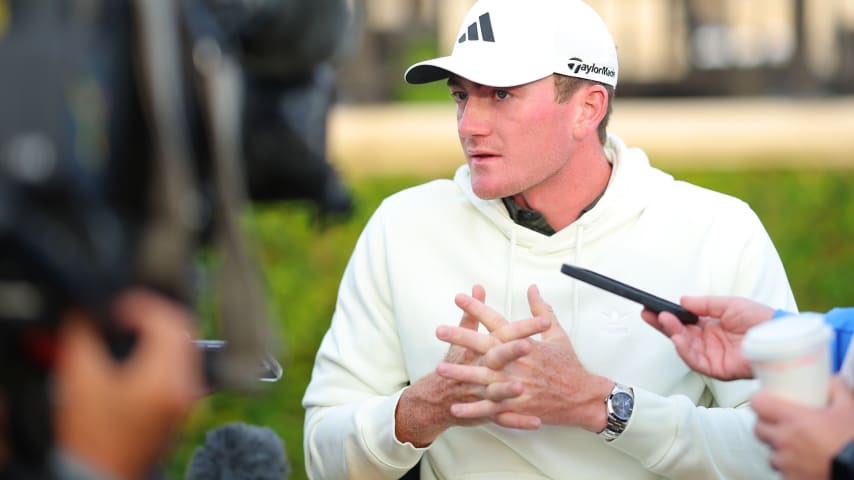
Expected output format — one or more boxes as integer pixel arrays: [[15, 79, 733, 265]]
[[742, 313, 831, 361]]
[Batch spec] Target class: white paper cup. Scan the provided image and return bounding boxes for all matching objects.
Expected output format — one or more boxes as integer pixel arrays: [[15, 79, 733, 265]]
[[742, 313, 832, 407]]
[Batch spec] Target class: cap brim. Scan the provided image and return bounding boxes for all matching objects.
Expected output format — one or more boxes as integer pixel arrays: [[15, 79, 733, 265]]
[[404, 56, 456, 85], [404, 54, 552, 88]]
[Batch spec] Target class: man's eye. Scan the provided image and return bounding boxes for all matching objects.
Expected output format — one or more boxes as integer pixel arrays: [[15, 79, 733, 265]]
[[495, 90, 509, 100], [451, 91, 468, 101]]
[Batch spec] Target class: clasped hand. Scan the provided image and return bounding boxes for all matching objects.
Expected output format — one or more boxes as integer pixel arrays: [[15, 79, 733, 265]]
[[434, 284, 609, 433]]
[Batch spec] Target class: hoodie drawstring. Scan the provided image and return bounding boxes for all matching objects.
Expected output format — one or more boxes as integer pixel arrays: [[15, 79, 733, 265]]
[[504, 229, 517, 316], [571, 225, 585, 333]]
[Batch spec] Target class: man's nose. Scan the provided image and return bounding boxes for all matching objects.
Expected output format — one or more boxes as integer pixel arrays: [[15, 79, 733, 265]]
[[458, 99, 492, 137]]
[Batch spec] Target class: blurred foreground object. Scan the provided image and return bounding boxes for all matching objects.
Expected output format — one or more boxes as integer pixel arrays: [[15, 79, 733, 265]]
[[0, 0, 351, 476], [187, 422, 290, 480]]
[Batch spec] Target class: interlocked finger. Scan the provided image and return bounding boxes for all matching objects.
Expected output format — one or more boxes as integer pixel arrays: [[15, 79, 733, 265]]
[[455, 292, 509, 333], [484, 381, 524, 402], [482, 339, 534, 370], [437, 325, 500, 356], [436, 362, 499, 386], [443, 285, 487, 363], [458, 285, 486, 331], [490, 316, 550, 343], [450, 399, 502, 419], [494, 411, 542, 430]]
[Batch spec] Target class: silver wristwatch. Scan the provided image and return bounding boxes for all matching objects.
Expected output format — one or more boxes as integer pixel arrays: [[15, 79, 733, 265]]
[[600, 383, 634, 442]]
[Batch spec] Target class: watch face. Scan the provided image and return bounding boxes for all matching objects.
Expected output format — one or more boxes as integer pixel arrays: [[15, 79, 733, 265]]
[[611, 392, 634, 421]]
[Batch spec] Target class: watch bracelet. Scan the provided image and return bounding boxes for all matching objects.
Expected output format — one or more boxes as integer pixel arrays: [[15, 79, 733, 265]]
[[601, 384, 633, 442]]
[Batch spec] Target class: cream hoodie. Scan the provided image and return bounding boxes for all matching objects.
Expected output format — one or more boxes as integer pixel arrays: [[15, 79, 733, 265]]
[[303, 135, 797, 479]]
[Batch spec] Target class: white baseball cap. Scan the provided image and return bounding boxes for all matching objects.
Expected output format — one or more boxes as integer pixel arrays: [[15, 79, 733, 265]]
[[405, 0, 618, 88]]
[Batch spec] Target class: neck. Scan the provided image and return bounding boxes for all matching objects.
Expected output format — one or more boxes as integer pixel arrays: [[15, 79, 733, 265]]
[[516, 142, 612, 231]]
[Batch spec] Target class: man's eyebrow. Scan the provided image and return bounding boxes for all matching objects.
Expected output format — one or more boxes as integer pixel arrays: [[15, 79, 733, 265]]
[[446, 76, 487, 90]]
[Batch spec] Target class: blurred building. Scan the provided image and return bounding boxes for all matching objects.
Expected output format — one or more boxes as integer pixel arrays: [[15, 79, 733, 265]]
[[337, 0, 854, 101]]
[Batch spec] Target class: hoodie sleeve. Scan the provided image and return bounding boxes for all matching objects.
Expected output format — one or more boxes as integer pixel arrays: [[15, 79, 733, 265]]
[[609, 385, 771, 479], [609, 205, 796, 479], [302, 206, 425, 479]]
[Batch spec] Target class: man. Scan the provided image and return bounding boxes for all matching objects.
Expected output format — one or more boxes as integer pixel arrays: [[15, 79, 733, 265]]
[[642, 297, 854, 479], [302, 0, 797, 478]]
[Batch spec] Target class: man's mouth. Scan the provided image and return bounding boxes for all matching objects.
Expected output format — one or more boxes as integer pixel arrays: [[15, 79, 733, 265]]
[[466, 150, 500, 161]]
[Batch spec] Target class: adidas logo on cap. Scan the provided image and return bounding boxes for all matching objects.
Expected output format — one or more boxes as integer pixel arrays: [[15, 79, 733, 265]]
[[458, 13, 495, 43]]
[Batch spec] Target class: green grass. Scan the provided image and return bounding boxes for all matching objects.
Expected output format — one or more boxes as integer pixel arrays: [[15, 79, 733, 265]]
[[674, 169, 854, 311], [163, 168, 854, 479]]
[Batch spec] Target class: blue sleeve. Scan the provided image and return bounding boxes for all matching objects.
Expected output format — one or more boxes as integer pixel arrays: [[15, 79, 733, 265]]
[[825, 308, 854, 373], [773, 308, 854, 373]]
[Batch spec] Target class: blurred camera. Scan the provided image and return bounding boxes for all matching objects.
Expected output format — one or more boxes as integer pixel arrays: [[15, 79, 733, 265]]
[[0, 0, 352, 470]]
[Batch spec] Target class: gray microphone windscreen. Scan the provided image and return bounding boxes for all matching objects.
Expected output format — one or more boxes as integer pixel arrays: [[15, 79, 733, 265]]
[[187, 422, 290, 480]]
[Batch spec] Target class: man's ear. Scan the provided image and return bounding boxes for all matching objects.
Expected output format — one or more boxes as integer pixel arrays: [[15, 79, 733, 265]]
[[572, 85, 608, 140]]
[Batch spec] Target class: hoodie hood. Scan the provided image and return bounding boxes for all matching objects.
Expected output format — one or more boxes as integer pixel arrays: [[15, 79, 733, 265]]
[[452, 134, 676, 318], [453, 134, 673, 255]]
